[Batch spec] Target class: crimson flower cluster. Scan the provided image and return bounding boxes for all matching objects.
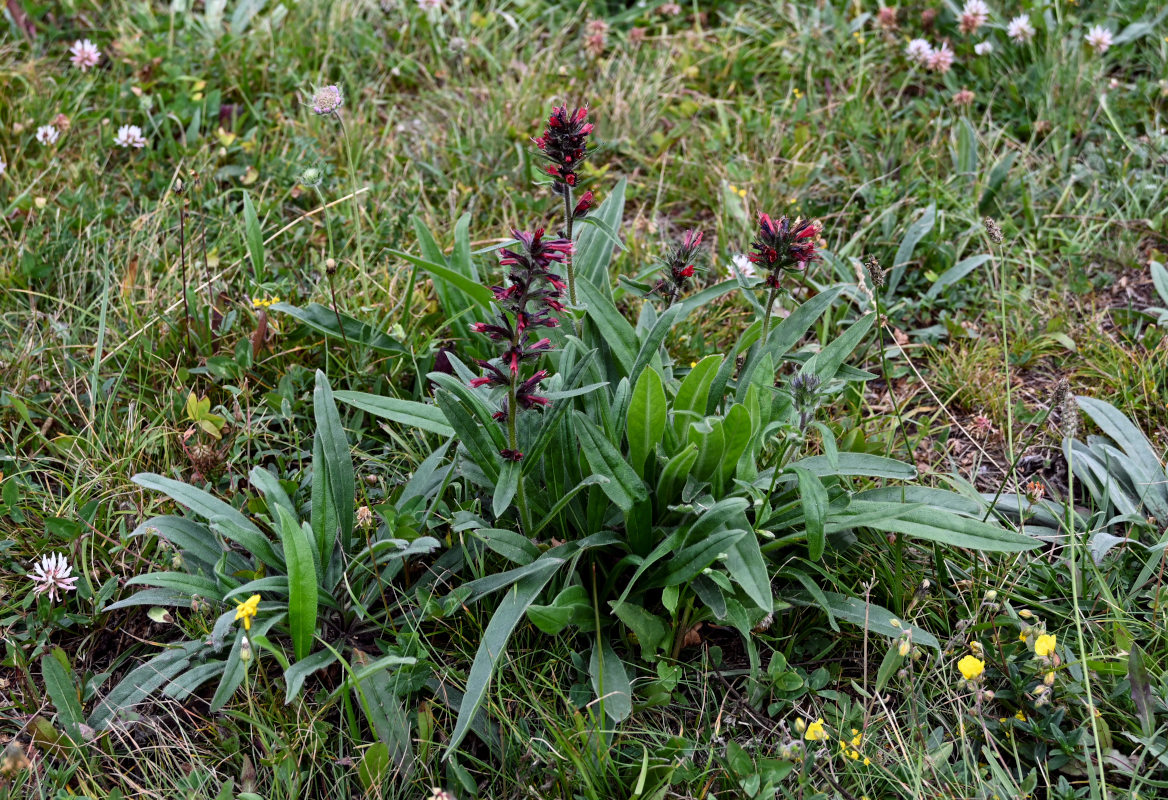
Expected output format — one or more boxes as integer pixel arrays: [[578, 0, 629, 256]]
[[749, 213, 822, 288], [470, 228, 570, 461], [659, 229, 705, 306], [534, 105, 594, 191]]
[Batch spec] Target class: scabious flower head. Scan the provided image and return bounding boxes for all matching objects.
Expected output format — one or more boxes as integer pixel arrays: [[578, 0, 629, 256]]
[[36, 125, 60, 146], [311, 84, 343, 115], [974, 41, 994, 55], [114, 124, 147, 149], [69, 39, 101, 71], [234, 593, 261, 630], [749, 213, 822, 287], [905, 38, 933, 65], [958, 0, 990, 34], [1033, 633, 1056, 657], [1084, 25, 1113, 54], [533, 104, 593, 190], [957, 654, 985, 681], [28, 553, 79, 602], [927, 41, 955, 72], [1008, 15, 1036, 43]]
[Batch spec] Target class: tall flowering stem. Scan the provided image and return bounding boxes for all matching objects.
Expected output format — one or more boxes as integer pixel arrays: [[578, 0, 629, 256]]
[[659, 229, 704, 308], [534, 105, 594, 310], [470, 229, 570, 531], [749, 213, 822, 344]]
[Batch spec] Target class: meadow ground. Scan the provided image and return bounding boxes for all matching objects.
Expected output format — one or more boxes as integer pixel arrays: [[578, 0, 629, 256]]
[[2, 1, 1168, 798]]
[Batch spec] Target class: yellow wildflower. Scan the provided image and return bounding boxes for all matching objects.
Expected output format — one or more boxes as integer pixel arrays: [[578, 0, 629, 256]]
[[1033, 633, 1056, 658], [234, 593, 261, 630], [957, 655, 985, 681], [804, 718, 829, 742], [252, 297, 280, 309], [1015, 710, 1027, 722]]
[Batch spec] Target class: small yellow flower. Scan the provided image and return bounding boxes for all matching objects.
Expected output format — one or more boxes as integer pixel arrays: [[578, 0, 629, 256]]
[[804, 718, 829, 742], [234, 593, 261, 630], [1015, 710, 1027, 722], [957, 655, 985, 681], [792, 88, 803, 99], [252, 296, 280, 309], [1033, 633, 1056, 658]]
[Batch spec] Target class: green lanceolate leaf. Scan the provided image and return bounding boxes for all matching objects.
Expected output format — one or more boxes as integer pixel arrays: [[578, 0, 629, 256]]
[[590, 634, 633, 722], [272, 303, 408, 354], [574, 178, 626, 295], [275, 506, 319, 662], [578, 277, 638, 374], [284, 647, 339, 704], [657, 444, 699, 507], [886, 202, 936, 295], [42, 652, 84, 741], [686, 417, 726, 484], [792, 465, 829, 561], [673, 355, 722, 439], [801, 313, 874, 383], [445, 558, 563, 757], [629, 303, 684, 384], [574, 411, 648, 512], [314, 370, 355, 554], [492, 459, 520, 520], [627, 368, 667, 477], [660, 529, 747, 587]]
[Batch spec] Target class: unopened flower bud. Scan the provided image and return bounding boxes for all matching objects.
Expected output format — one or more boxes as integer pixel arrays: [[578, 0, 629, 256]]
[[1044, 671, 1055, 686], [240, 638, 253, 662], [171, 552, 184, 570], [984, 589, 997, 602], [1019, 609, 1034, 619], [898, 638, 911, 657], [325, 258, 337, 275]]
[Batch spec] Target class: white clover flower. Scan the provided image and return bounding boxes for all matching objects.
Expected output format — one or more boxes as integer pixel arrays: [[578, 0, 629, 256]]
[[1008, 14, 1036, 43], [1085, 25, 1113, 54], [416, 0, 441, 9], [28, 553, 79, 602], [69, 39, 101, 72], [958, 0, 990, 34], [927, 41, 955, 72], [36, 125, 60, 146], [113, 124, 147, 149], [905, 38, 933, 65], [729, 253, 757, 280], [974, 41, 994, 55]]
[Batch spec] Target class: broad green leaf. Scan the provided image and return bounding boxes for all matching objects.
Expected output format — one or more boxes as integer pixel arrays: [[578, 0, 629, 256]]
[[579, 277, 638, 374], [886, 203, 936, 295], [88, 642, 203, 729], [686, 417, 726, 483], [477, 526, 538, 566], [42, 652, 84, 741], [627, 368, 667, 477], [574, 411, 648, 512], [284, 648, 338, 703], [793, 590, 940, 649], [528, 584, 593, 635], [492, 459, 520, 519], [271, 303, 408, 354], [610, 602, 668, 661], [866, 503, 1038, 552], [789, 453, 916, 480], [353, 663, 414, 776], [275, 506, 319, 661], [673, 356, 722, 438], [132, 473, 282, 569], [589, 635, 632, 722], [629, 304, 684, 384], [445, 559, 563, 757], [717, 404, 753, 490], [657, 444, 698, 507], [801, 313, 874, 383], [927, 254, 992, 299], [574, 178, 626, 295], [388, 247, 493, 307], [660, 529, 746, 587], [793, 466, 828, 561], [125, 572, 223, 600], [314, 370, 355, 554], [128, 515, 226, 574]]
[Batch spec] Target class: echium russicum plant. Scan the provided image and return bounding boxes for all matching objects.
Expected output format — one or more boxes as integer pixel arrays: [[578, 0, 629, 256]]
[[533, 104, 594, 307], [749, 213, 822, 342], [658, 229, 705, 308], [471, 228, 570, 486]]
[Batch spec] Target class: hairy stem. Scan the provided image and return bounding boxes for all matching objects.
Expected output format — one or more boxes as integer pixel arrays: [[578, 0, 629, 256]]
[[760, 282, 780, 346]]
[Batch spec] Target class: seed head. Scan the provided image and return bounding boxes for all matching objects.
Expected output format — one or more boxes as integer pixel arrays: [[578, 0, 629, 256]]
[[983, 216, 1003, 243], [864, 254, 885, 288]]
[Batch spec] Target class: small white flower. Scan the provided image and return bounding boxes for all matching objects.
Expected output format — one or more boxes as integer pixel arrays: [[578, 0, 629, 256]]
[[730, 253, 757, 280], [36, 125, 60, 146], [1085, 25, 1113, 54], [974, 41, 994, 55], [28, 553, 79, 602], [958, 0, 990, 34], [927, 41, 955, 72], [905, 38, 933, 65], [448, 36, 468, 52], [69, 39, 101, 72], [0, 158, 6, 176], [416, 0, 441, 9], [1008, 14, 1036, 44], [114, 124, 147, 149]]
